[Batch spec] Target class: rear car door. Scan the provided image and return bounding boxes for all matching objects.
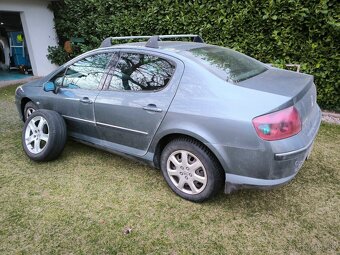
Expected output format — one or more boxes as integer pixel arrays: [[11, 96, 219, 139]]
[[40, 52, 113, 139], [94, 50, 184, 156]]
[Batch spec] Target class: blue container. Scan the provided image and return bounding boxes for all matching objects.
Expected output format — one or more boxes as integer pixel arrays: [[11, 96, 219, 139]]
[[8, 31, 31, 68]]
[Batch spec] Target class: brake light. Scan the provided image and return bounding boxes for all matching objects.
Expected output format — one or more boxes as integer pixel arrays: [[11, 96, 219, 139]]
[[252, 106, 301, 141]]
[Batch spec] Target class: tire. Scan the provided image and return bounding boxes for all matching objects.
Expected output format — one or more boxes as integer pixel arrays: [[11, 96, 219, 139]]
[[160, 138, 224, 202], [24, 101, 38, 121], [22, 110, 67, 162]]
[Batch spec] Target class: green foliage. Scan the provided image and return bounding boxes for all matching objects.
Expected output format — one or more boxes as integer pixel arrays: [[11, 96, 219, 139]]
[[49, 0, 340, 110], [47, 46, 70, 65]]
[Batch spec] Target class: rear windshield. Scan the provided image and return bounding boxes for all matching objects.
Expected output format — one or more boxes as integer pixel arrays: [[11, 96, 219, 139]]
[[186, 46, 267, 82]]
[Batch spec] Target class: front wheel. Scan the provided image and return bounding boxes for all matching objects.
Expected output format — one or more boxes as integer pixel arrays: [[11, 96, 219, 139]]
[[160, 138, 224, 202], [22, 110, 67, 162]]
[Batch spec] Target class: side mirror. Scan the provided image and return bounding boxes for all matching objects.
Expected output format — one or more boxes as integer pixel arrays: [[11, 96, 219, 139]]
[[43, 81, 56, 92]]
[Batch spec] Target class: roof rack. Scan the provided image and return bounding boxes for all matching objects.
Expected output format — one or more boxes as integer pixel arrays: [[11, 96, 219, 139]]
[[100, 34, 204, 48]]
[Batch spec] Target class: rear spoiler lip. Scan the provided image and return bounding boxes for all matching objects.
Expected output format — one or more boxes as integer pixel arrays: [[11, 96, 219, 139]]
[[257, 73, 314, 116], [269, 79, 314, 114], [238, 67, 314, 113]]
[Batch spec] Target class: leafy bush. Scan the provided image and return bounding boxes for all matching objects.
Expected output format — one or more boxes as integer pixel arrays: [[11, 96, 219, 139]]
[[49, 0, 339, 110]]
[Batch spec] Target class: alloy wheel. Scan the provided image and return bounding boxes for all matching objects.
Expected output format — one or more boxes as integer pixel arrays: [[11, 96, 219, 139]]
[[24, 116, 49, 154], [26, 107, 35, 119]]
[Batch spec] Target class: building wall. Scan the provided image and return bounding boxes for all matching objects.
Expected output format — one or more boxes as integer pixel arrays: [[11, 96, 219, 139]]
[[0, 0, 58, 76]]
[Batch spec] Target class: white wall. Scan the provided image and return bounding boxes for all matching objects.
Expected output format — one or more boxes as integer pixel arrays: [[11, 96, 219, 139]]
[[0, 0, 58, 76]]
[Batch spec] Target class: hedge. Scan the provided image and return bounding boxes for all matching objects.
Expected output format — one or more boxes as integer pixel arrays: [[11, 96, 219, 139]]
[[48, 0, 340, 110]]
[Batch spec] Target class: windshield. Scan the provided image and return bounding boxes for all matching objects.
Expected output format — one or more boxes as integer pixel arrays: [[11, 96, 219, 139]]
[[187, 46, 267, 82]]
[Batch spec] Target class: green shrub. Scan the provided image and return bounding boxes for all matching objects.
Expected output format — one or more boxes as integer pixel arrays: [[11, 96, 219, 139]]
[[49, 0, 339, 110]]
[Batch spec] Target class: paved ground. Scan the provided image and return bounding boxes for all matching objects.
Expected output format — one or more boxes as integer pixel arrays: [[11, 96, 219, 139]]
[[0, 70, 33, 81], [0, 76, 40, 88]]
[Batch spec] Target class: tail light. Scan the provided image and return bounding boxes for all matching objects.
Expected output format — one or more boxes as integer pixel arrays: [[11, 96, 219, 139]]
[[252, 106, 301, 141]]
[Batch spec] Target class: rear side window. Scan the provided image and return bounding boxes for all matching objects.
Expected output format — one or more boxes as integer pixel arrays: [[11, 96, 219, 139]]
[[187, 46, 267, 82], [108, 53, 176, 91]]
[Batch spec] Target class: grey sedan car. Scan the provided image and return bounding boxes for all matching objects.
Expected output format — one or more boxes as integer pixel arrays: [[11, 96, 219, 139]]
[[15, 35, 321, 202]]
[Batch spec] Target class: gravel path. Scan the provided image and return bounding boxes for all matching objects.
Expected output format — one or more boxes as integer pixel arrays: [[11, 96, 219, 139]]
[[322, 111, 340, 125]]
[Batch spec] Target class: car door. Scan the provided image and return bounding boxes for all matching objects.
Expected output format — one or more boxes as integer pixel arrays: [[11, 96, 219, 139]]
[[94, 50, 184, 156], [40, 52, 113, 139]]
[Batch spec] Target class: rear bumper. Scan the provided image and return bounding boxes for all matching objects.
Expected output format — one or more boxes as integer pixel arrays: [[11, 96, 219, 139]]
[[224, 140, 314, 193], [274, 135, 315, 161], [224, 108, 321, 193], [225, 172, 297, 193]]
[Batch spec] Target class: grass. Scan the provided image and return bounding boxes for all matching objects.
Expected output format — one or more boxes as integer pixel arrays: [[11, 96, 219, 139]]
[[0, 84, 339, 254]]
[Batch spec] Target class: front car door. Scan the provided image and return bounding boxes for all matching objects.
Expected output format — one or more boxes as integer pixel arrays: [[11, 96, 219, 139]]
[[94, 50, 184, 156], [40, 52, 113, 139]]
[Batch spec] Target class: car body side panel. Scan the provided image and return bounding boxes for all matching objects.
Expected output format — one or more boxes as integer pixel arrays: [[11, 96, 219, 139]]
[[149, 61, 292, 176], [15, 82, 100, 140], [15, 78, 47, 120], [24, 50, 115, 139], [94, 51, 185, 156], [38, 88, 101, 139]]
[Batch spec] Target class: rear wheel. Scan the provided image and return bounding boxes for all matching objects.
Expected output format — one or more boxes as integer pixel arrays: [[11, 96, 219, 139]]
[[160, 138, 224, 202], [22, 110, 67, 162], [24, 101, 37, 121]]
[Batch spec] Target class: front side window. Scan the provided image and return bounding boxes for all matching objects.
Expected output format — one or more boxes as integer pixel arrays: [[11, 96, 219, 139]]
[[108, 53, 176, 91], [61, 53, 112, 90], [186, 46, 267, 82], [50, 69, 66, 87]]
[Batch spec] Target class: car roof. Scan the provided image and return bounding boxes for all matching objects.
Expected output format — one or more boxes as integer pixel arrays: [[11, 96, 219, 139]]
[[107, 41, 207, 53]]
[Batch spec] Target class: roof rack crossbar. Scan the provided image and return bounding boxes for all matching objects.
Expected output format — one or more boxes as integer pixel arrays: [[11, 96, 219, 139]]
[[100, 34, 204, 48], [146, 34, 204, 48], [100, 36, 152, 47]]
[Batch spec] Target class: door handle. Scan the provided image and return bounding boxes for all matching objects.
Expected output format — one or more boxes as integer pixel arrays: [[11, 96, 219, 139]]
[[142, 104, 163, 112], [80, 97, 93, 104]]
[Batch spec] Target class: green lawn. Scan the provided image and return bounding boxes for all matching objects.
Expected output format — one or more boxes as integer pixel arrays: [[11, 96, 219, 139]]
[[0, 85, 339, 254]]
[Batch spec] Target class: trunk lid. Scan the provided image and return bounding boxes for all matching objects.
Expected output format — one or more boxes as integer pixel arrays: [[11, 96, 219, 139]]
[[238, 68, 313, 98], [239, 68, 317, 129]]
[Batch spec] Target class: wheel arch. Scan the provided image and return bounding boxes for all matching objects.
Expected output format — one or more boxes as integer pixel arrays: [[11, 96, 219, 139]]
[[152, 131, 228, 174], [20, 97, 33, 120]]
